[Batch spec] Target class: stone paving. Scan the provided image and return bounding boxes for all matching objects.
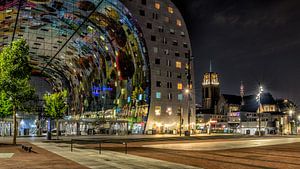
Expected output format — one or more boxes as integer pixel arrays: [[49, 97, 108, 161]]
[[143, 137, 300, 151], [0, 153, 14, 158], [33, 142, 200, 169], [0, 143, 88, 169]]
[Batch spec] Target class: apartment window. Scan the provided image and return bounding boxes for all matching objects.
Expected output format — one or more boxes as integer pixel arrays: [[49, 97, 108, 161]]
[[177, 73, 182, 79], [167, 82, 172, 88], [164, 49, 169, 55], [141, 0, 146, 5], [173, 40, 178, 46], [153, 47, 158, 53], [177, 83, 183, 90], [176, 61, 182, 68], [183, 43, 188, 48], [168, 7, 174, 14], [139, 10, 145, 16], [164, 16, 170, 23], [162, 37, 167, 44], [175, 51, 180, 57], [178, 94, 183, 101], [155, 106, 161, 116], [167, 59, 171, 66], [147, 23, 152, 29], [156, 92, 161, 99], [158, 26, 164, 32], [181, 31, 185, 37], [155, 58, 160, 64], [156, 69, 161, 76], [168, 93, 173, 100], [170, 29, 175, 35], [151, 35, 156, 41], [167, 71, 172, 78], [154, 2, 160, 9], [185, 52, 190, 58], [156, 81, 162, 87], [176, 19, 182, 27], [152, 13, 158, 19]]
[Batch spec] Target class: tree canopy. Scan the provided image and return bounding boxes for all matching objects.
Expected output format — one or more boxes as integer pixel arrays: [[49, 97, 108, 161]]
[[0, 39, 35, 106], [43, 90, 68, 119], [0, 91, 13, 119]]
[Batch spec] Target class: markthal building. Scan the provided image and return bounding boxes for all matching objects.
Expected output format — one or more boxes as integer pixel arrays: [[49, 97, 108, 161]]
[[0, 0, 194, 136]]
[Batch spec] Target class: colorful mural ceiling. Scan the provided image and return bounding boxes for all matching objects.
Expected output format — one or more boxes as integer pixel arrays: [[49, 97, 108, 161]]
[[0, 0, 150, 124]]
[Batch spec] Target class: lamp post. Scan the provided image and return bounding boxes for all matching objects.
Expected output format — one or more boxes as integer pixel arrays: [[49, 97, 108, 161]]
[[185, 89, 191, 136], [256, 84, 263, 136], [288, 110, 295, 134]]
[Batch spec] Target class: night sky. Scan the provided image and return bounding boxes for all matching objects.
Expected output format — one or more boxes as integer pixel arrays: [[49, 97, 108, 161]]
[[172, 0, 300, 105]]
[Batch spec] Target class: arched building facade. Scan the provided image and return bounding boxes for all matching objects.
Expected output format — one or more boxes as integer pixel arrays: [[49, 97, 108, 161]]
[[0, 0, 194, 135]]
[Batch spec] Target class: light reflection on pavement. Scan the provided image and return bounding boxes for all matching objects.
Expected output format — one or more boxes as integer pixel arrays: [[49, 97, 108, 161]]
[[143, 137, 300, 151]]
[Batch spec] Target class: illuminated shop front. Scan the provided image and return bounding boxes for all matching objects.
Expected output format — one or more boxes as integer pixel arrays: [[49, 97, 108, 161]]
[[0, 0, 150, 134]]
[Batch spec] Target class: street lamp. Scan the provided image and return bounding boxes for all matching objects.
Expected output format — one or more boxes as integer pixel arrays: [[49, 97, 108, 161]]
[[185, 88, 191, 136], [256, 84, 263, 136]]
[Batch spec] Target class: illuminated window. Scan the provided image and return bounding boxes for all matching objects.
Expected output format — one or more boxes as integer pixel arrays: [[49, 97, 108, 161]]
[[166, 107, 172, 115], [155, 2, 160, 9], [178, 94, 183, 101], [177, 83, 183, 90], [176, 19, 182, 26], [156, 92, 161, 99], [153, 47, 158, 53], [155, 106, 161, 116], [176, 61, 182, 68], [168, 7, 174, 14]]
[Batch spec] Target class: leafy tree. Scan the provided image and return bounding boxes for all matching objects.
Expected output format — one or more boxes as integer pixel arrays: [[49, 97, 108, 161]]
[[43, 90, 68, 140], [0, 39, 35, 144], [0, 91, 13, 120]]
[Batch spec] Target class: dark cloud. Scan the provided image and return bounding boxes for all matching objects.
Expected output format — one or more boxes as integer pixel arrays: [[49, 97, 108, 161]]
[[172, 0, 300, 104]]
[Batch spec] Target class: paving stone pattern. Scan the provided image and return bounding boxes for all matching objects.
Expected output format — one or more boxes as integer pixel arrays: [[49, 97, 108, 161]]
[[33, 142, 200, 169]]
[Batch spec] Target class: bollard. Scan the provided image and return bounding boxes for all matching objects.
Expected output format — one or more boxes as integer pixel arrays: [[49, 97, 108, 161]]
[[99, 142, 102, 154]]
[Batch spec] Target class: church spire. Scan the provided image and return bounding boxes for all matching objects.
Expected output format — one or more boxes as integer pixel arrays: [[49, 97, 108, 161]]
[[240, 81, 245, 105], [209, 60, 212, 72]]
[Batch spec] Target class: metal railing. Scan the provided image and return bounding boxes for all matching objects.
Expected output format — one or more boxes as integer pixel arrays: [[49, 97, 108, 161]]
[[70, 139, 128, 154]]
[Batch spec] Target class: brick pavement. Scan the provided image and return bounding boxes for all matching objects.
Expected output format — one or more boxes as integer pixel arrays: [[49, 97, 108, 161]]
[[0, 143, 88, 169]]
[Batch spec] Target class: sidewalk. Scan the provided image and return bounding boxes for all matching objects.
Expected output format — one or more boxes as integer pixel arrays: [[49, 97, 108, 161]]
[[32, 142, 200, 169]]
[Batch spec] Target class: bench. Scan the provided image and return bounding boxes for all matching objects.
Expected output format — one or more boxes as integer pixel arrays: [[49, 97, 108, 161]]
[[21, 145, 32, 152]]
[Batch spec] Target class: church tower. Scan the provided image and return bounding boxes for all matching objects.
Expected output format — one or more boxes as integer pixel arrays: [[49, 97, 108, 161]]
[[201, 62, 220, 114], [240, 81, 245, 106]]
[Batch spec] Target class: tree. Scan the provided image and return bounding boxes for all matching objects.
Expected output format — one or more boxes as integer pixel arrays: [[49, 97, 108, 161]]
[[0, 39, 35, 144], [0, 91, 13, 119], [43, 90, 68, 140]]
